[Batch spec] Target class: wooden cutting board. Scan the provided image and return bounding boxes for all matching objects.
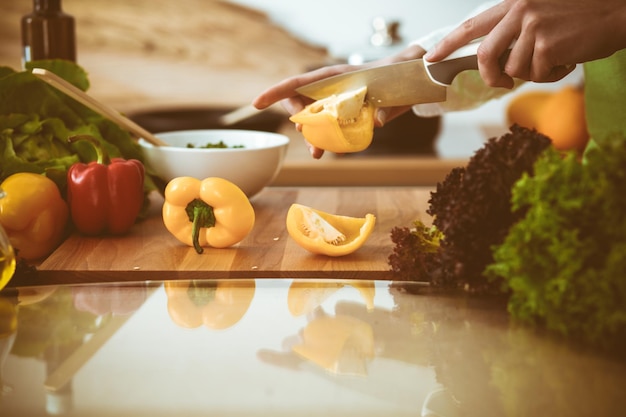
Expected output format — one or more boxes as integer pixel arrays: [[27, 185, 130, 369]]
[[33, 187, 433, 285]]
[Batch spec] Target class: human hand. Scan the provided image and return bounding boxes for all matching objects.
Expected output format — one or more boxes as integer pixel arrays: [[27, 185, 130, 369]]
[[253, 45, 425, 158], [424, 0, 626, 88]]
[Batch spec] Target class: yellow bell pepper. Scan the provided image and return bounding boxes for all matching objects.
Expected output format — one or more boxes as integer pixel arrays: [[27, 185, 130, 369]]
[[164, 280, 256, 330], [0, 173, 68, 261], [162, 177, 255, 254]]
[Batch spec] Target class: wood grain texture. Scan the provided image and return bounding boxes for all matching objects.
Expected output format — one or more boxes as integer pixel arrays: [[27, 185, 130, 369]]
[[32, 187, 433, 285], [1, 0, 329, 110]]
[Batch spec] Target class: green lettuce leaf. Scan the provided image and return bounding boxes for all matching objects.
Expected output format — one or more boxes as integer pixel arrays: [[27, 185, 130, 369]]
[[0, 59, 160, 199], [486, 134, 626, 353]]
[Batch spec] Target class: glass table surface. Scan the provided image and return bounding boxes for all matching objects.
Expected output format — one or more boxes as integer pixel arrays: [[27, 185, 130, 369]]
[[0, 278, 624, 417]]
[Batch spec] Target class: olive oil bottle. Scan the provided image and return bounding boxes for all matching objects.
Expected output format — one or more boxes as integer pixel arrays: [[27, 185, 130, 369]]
[[0, 189, 15, 292], [21, 0, 76, 65]]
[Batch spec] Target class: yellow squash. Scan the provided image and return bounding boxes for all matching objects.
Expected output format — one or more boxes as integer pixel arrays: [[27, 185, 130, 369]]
[[286, 203, 376, 257], [290, 86, 376, 153]]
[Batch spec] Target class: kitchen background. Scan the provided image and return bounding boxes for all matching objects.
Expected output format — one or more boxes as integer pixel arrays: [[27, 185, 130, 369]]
[[228, 0, 487, 58], [1, 0, 582, 161]]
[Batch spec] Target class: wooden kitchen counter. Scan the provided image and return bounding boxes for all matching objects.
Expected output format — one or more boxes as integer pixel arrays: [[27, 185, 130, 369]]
[[30, 186, 433, 285]]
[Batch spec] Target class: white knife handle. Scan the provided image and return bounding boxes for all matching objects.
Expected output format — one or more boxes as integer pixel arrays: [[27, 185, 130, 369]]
[[424, 41, 513, 86], [423, 41, 481, 86]]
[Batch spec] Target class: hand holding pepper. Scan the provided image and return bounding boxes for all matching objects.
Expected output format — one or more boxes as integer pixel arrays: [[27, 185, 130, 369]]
[[67, 135, 145, 235]]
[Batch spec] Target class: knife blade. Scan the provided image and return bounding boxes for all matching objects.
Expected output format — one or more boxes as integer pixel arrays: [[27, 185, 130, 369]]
[[295, 41, 485, 107]]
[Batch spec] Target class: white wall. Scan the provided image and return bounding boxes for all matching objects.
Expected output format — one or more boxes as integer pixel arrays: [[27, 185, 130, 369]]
[[228, 0, 489, 58], [227, 0, 583, 159]]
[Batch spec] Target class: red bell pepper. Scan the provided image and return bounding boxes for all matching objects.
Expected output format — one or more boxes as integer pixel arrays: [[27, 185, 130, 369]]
[[67, 135, 145, 235]]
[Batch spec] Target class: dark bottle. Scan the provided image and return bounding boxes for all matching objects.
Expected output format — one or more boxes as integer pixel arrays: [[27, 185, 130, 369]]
[[21, 0, 76, 65]]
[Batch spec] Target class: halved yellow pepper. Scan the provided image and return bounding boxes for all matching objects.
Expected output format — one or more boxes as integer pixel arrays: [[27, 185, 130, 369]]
[[290, 86, 376, 153], [162, 177, 255, 254], [285, 203, 376, 257], [164, 280, 255, 330]]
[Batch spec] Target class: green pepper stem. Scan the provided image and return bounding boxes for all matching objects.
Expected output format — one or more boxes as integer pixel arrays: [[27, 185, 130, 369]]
[[188, 280, 218, 305], [68, 135, 110, 164], [186, 199, 217, 254]]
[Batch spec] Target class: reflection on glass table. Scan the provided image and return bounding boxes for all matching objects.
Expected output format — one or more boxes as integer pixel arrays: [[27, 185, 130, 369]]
[[0, 279, 624, 417]]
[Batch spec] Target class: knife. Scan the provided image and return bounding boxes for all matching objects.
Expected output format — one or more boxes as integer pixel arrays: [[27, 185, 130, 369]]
[[296, 41, 484, 107]]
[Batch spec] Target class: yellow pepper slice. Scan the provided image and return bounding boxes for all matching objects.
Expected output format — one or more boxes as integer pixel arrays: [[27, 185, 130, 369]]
[[162, 177, 255, 253], [286, 203, 376, 257], [290, 86, 376, 154], [0, 173, 68, 261], [287, 279, 375, 316]]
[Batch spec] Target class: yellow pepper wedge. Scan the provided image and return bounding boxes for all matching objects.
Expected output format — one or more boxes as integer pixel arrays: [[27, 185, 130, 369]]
[[287, 280, 376, 316], [0, 173, 68, 261], [286, 203, 376, 257], [290, 88, 376, 154], [162, 177, 255, 253]]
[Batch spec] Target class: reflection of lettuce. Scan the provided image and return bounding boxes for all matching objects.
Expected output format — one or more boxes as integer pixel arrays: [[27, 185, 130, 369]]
[[11, 287, 100, 358], [418, 293, 507, 417], [0, 59, 159, 197], [391, 289, 626, 417], [486, 327, 626, 417]]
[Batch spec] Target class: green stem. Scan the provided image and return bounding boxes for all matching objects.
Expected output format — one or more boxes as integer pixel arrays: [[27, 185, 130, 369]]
[[67, 134, 110, 164], [188, 280, 218, 306], [186, 199, 216, 254]]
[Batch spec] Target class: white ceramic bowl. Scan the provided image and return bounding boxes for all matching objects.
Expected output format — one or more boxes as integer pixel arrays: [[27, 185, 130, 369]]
[[139, 129, 289, 198]]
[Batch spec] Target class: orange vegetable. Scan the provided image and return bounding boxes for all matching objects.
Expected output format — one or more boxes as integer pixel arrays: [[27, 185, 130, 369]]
[[506, 90, 553, 130], [506, 86, 589, 153], [535, 85, 589, 153]]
